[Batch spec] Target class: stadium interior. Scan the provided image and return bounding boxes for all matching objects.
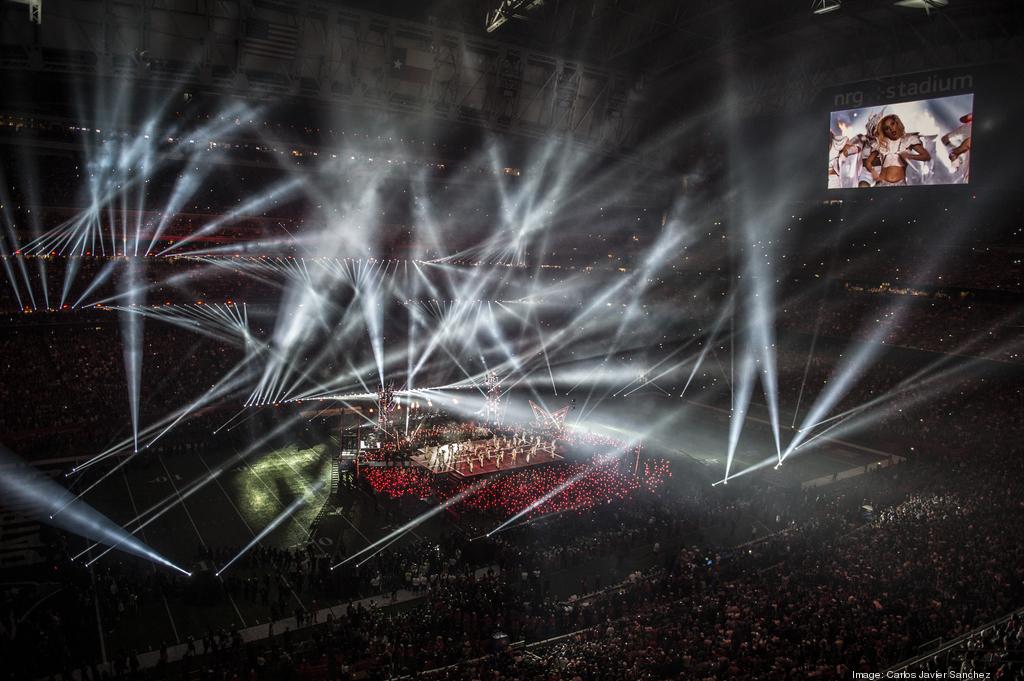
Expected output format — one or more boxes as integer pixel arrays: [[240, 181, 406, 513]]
[[0, 0, 1023, 679]]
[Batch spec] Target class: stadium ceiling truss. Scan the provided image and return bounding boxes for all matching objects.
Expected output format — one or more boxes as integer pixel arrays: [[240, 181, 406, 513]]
[[484, 0, 544, 34], [7, 0, 42, 25], [0, 0, 645, 153], [731, 33, 1024, 116], [666, 0, 1024, 116], [524, 0, 1022, 120]]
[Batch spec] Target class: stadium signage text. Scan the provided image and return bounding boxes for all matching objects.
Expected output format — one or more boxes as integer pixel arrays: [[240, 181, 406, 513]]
[[833, 73, 973, 109]]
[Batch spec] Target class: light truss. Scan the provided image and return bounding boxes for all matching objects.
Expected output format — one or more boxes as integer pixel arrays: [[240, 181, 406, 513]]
[[485, 0, 545, 33], [529, 400, 569, 437], [8, 0, 41, 24], [812, 0, 841, 15]]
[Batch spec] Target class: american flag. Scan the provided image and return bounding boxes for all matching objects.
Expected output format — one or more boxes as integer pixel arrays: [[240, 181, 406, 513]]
[[245, 18, 298, 61]]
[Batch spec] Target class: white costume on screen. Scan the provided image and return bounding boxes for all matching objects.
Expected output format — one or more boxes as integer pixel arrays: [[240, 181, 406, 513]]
[[856, 140, 876, 186], [828, 135, 849, 188], [945, 120, 972, 181], [857, 112, 884, 187], [878, 133, 922, 169], [875, 132, 925, 186]]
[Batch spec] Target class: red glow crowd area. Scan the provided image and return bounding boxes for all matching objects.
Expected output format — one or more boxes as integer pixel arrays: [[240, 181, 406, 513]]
[[359, 421, 670, 519]]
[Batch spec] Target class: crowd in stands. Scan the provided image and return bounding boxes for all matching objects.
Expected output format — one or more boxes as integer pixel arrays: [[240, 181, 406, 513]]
[[0, 360, 1019, 680], [828, 247, 1023, 293], [0, 117, 1021, 681], [0, 321, 242, 457], [0, 251, 640, 315], [395, 442, 1023, 681], [0, 110, 499, 191], [0, 256, 286, 313], [361, 451, 670, 518], [907, 611, 1024, 678], [776, 286, 1022, 362], [763, 346, 1023, 460]]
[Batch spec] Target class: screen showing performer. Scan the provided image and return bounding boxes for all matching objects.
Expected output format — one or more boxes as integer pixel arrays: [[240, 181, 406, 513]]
[[828, 93, 973, 189]]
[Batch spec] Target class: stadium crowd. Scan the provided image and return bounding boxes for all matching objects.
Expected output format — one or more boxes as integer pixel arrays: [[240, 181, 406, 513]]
[[1, 364, 1020, 681], [0, 110, 1021, 681], [0, 321, 243, 457]]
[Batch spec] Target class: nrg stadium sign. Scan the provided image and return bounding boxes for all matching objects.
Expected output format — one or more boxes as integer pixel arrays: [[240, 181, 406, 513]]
[[832, 71, 974, 109]]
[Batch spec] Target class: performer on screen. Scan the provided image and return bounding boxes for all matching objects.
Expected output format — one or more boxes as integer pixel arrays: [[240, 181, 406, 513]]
[[866, 114, 931, 187], [942, 113, 972, 183], [828, 130, 860, 189], [854, 112, 882, 188]]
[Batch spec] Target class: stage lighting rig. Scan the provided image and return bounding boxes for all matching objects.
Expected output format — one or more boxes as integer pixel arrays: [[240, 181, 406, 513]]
[[812, 0, 841, 15], [894, 0, 948, 11], [7, 0, 41, 24], [376, 382, 398, 435], [485, 0, 544, 33], [483, 371, 504, 425]]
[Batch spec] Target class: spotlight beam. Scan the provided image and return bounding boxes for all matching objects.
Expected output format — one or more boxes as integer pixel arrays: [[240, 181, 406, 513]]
[[156, 176, 304, 257], [330, 481, 490, 570], [0, 444, 189, 575], [83, 409, 311, 566], [486, 466, 590, 538], [217, 481, 325, 576], [65, 353, 255, 479], [723, 345, 757, 482], [791, 313, 824, 428]]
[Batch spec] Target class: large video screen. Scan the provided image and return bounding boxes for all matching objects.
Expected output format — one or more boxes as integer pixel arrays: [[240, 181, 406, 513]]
[[828, 93, 973, 189]]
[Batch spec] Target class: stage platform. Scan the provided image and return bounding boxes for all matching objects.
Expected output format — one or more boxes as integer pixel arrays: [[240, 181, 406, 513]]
[[410, 439, 562, 478]]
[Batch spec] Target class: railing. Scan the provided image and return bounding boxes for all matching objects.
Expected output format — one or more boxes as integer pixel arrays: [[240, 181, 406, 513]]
[[307, 457, 340, 538], [886, 604, 1024, 672]]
